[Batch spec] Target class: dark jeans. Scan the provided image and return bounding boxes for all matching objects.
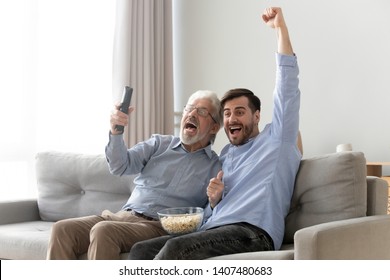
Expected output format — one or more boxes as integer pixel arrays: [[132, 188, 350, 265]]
[[128, 222, 274, 260]]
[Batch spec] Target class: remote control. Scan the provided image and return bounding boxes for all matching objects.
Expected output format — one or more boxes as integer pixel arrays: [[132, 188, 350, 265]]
[[115, 86, 133, 134]]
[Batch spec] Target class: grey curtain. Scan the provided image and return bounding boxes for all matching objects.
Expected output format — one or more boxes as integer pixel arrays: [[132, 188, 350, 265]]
[[112, 0, 174, 147]]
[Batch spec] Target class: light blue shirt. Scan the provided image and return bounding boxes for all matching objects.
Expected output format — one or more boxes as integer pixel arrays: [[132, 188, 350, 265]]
[[201, 53, 301, 250], [105, 134, 221, 220]]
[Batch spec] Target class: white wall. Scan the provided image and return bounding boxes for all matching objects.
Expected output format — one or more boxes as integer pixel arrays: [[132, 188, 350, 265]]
[[173, 0, 390, 173]]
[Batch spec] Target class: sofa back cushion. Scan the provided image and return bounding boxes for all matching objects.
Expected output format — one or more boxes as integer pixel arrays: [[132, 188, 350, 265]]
[[283, 152, 367, 243], [35, 151, 135, 221]]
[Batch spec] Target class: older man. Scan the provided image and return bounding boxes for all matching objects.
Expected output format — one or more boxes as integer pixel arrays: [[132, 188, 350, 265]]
[[46, 89, 222, 259]]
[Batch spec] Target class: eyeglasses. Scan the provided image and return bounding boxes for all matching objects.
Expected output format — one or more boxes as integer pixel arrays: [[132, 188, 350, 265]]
[[183, 105, 217, 123]]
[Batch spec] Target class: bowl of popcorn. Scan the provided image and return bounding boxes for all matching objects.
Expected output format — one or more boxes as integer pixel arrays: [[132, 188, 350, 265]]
[[158, 207, 204, 235]]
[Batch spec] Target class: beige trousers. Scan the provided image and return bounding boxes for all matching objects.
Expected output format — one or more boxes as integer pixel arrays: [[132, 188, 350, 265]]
[[46, 210, 167, 260]]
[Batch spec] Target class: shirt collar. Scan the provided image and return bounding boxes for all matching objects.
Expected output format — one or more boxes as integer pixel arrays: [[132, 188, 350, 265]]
[[201, 143, 214, 159], [172, 138, 214, 159]]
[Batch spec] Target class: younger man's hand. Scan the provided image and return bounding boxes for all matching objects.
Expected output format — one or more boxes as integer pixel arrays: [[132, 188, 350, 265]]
[[207, 171, 224, 209]]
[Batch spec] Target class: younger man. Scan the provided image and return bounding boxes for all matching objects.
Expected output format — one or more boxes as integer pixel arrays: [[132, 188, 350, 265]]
[[128, 7, 301, 259]]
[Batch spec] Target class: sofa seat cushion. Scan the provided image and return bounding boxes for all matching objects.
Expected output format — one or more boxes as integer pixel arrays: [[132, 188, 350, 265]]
[[35, 151, 135, 221], [0, 220, 131, 260], [284, 152, 367, 243], [0, 221, 53, 260]]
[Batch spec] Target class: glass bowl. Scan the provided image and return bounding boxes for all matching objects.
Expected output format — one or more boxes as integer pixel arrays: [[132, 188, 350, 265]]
[[157, 207, 204, 235]]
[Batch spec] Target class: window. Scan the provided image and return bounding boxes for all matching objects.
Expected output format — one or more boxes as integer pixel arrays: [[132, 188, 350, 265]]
[[0, 0, 115, 200]]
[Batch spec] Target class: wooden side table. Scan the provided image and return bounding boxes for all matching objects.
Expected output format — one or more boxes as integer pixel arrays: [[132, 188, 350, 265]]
[[366, 162, 390, 177], [366, 162, 390, 214]]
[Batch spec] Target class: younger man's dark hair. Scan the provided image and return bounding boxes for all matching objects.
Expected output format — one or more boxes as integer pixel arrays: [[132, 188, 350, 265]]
[[220, 88, 261, 113]]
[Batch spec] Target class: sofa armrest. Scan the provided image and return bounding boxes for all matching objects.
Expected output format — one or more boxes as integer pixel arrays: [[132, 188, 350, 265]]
[[294, 215, 390, 259], [0, 199, 40, 225], [366, 176, 388, 215], [207, 249, 294, 260]]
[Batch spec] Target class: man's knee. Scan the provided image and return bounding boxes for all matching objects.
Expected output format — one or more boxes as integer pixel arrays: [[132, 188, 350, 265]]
[[130, 236, 173, 260], [51, 219, 74, 237], [90, 221, 112, 242], [162, 238, 178, 251], [128, 242, 149, 259], [155, 238, 187, 260]]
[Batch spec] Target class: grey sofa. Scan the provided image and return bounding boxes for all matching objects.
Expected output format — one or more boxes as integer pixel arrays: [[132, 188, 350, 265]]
[[0, 151, 389, 260]]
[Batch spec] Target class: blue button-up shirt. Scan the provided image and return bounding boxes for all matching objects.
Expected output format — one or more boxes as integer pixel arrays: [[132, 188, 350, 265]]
[[105, 134, 221, 220], [201, 53, 301, 250]]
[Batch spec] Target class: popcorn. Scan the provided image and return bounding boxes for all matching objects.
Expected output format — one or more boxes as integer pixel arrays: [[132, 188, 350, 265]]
[[160, 214, 202, 235]]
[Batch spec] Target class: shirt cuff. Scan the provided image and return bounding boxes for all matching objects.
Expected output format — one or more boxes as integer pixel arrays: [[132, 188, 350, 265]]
[[108, 131, 124, 144], [276, 52, 297, 67]]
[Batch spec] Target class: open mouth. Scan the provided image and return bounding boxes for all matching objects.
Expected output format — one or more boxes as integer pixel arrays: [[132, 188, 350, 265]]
[[229, 125, 242, 136], [184, 121, 198, 132]]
